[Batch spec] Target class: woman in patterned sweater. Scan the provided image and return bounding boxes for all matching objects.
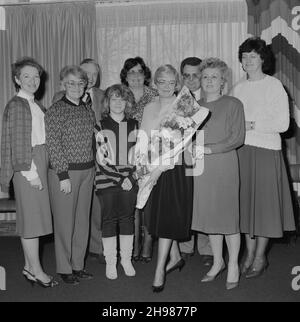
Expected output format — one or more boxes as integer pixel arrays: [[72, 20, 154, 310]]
[[45, 65, 95, 285]]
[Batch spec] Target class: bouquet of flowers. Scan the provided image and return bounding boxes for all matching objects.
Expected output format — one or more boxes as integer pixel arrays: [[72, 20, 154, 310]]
[[134, 86, 209, 209]]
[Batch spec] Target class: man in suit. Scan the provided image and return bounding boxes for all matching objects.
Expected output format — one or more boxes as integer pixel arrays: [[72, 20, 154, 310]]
[[52, 58, 105, 264], [179, 57, 213, 267]]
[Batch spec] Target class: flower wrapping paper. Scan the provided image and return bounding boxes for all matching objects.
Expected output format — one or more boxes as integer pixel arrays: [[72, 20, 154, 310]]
[[134, 86, 209, 209]]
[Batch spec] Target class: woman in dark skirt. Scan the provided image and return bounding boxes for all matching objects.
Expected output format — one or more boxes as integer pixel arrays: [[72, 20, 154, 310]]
[[0, 57, 57, 288], [232, 37, 295, 278], [141, 65, 193, 292]]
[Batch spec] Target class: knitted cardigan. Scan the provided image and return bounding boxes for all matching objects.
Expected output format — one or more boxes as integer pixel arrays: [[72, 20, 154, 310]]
[[0, 96, 46, 191]]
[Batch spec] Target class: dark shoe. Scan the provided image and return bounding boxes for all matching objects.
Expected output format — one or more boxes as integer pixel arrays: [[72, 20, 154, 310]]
[[132, 247, 141, 262], [245, 258, 268, 279], [166, 258, 185, 275], [181, 252, 194, 261], [73, 270, 93, 280], [202, 255, 213, 267], [22, 268, 36, 286], [140, 255, 152, 263], [152, 273, 166, 293], [35, 276, 59, 288], [60, 273, 80, 285], [152, 283, 165, 293]]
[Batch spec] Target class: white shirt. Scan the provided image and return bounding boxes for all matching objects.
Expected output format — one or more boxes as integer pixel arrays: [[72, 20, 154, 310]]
[[192, 88, 201, 101], [232, 75, 289, 150], [17, 90, 45, 181]]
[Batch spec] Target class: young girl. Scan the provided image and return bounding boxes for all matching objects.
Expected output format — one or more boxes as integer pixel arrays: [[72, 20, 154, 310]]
[[0, 57, 57, 288], [94, 84, 138, 280], [45, 65, 95, 285]]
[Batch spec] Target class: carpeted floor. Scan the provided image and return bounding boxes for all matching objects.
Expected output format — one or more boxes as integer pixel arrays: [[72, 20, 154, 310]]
[[0, 235, 299, 302]]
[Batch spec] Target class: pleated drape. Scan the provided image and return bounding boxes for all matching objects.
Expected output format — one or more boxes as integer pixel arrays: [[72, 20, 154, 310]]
[[96, 0, 248, 89], [0, 2, 97, 113]]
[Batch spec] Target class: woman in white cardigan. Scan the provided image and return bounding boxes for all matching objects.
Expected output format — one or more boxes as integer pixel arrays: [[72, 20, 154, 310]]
[[232, 37, 295, 279]]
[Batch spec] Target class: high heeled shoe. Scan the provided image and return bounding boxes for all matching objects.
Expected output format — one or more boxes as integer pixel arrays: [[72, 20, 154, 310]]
[[152, 272, 166, 293], [35, 276, 59, 288], [166, 258, 185, 275], [226, 270, 240, 290], [201, 263, 226, 282], [226, 280, 239, 290], [245, 258, 268, 279], [240, 256, 254, 275], [22, 268, 36, 286]]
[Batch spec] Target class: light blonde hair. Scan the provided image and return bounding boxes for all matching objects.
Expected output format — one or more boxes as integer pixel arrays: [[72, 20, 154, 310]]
[[154, 64, 181, 92], [199, 57, 229, 82]]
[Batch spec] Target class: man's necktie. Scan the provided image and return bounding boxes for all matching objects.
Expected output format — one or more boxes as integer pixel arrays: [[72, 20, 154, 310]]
[[85, 92, 92, 106]]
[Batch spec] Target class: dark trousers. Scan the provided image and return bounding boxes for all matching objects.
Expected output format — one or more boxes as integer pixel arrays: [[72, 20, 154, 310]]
[[98, 190, 136, 238], [88, 189, 103, 255]]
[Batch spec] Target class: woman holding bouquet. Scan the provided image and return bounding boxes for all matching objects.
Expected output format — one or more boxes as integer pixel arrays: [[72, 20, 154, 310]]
[[120, 57, 158, 263], [140, 65, 193, 292], [191, 58, 245, 290]]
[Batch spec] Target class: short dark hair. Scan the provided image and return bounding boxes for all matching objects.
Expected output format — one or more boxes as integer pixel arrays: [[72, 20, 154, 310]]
[[11, 57, 44, 91], [103, 84, 135, 118], [120, 56, 152, 87], [180, 57, 202, 75], [238, 37, 274, 74]]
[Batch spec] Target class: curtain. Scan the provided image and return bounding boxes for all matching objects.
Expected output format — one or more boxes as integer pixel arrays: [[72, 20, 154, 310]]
[[96, 0, 248, 90], [0, 2, 97, 197], [0, 1, 97, 112], [247, 0, 300, 192]]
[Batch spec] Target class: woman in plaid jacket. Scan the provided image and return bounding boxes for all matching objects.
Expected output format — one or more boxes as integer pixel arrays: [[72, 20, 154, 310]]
[[0, 57, 57, 288]]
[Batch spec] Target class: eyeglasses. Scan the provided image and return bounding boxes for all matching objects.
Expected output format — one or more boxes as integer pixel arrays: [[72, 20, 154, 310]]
[[65, 81, 86, 88], [127, 70, 144, 77], [156, 80, 176, 87], [182, 73, 201, 81]]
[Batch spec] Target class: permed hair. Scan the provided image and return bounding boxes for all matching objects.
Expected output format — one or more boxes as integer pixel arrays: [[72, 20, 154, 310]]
[[102, 84, 135, 118], [120, 56, 152, 87], [199, 57, 229, 82], [11, 57, 44, 91], [180, 57, 202, 75], [59, 65, 88, 84], [238, 37, 273, 74], [153, 64, 181, 92]]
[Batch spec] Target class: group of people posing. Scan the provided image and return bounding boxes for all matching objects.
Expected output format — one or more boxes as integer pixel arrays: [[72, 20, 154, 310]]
[[0, 36, 295, 293]]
